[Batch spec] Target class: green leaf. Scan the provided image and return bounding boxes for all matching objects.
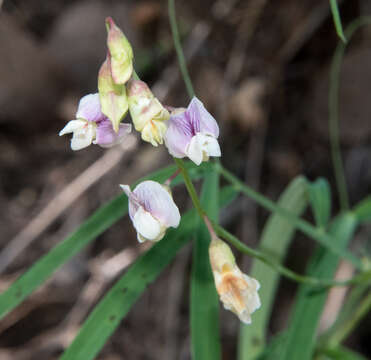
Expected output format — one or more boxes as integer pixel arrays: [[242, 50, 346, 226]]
[[353, 195, 371, 223], [61, 186, 237, 360], [329, 0, 347, 43], [191, 168, 221, 360], [0, 162, 204, 320], [238, 176, 309, 359], [279, 212, 357, 360], [319, 346, 368, 360], [308, 178, 332, 228]]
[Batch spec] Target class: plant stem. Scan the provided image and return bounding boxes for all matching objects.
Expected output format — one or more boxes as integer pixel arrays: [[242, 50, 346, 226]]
[[216, 163, 363, 269], [174, 158, 205, 219], [212, 221, 368, 288], [329, 17, 371, 211], [168, 0, 195, 98]]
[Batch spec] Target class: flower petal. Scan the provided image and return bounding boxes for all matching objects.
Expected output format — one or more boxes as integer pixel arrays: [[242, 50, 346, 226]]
[[59, 120, 86, 136], [95, 119, 132, 148], [132, 206, 164, 242], [185, 134, 204, 165], [70, 123, 96, 151], [164, 111, 193, 158], [187, 97, 219, 137], [76, 93, 105, 123], [133, 180, 180, 228]]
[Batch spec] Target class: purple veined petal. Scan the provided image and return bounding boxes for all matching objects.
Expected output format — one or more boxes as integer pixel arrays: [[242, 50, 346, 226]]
[[76, 93, 106, 123], [164, 111, 193, 158], [133, 180, 180, 228], [94, 119, 132, 148], [187, 97, 219, 137]]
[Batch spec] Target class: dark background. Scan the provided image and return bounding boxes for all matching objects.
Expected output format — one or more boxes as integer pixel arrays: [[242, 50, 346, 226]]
[[0, 0, 370, 359]]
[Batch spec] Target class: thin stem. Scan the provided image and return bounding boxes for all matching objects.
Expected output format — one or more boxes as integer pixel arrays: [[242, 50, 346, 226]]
[[174, 158, 204, 219], [168, 0, 195, 98], [212, 221, 369, 288], [329, 17, 371, 211], [216, 163, 363, 269], [164, 169, 181, 186], [203, 215, 218, 240], [326, 291, 371, 346]]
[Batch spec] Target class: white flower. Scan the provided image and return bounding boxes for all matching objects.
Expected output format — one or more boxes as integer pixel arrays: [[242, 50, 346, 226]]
[[59, 119, 97, 151], [209, 238, 261, 324], [120, 180, 180, 243]]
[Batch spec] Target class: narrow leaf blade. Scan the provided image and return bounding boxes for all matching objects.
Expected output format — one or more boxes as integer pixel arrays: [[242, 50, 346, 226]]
[[308, 178, 332, 228], [238, 176, 309, 359], [191, 168, 221, 360]]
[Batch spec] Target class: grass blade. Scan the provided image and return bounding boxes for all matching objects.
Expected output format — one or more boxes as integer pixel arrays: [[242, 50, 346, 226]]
[[353, 195, 371, 223], [238, 176, 309, 359], [61, 186, 237, 360], [319, 346, 368, 360], [308, 178, 332, 228], [279, 212, 357, 360], [191, 168, 221, 360], [0, 162, 205, 319]]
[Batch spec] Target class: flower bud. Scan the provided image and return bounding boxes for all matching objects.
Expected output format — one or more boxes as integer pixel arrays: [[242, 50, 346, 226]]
[[98, 54, 129, 132], [120, 180, 180, 243], [105, 17, 133, 84], [127, 80, 170, 146], [59, 93, 131, 151], [164, 97, 221, 165], [209, 238, 261, 324]]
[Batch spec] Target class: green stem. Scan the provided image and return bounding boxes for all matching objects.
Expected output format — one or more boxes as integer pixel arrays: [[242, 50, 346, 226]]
[[329, 17, 371, 211], [173, 158, 204, 219], [216, 164, 362, 269], [326, 291, 371, 347], [168, 0, 195, 98], [212, 221, 369, 288]]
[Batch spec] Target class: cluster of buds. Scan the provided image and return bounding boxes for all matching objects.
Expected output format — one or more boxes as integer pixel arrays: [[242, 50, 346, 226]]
[[59, 17, 260, 324]]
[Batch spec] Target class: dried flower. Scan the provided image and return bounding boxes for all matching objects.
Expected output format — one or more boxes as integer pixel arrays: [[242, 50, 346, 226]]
[[120, 180, 180, 243], [127, 79, 169, 146], [59, 93, 131, 150], [209, 238, 261, 324], [105, 17, 133, 85], [164, 97, 221, 165]]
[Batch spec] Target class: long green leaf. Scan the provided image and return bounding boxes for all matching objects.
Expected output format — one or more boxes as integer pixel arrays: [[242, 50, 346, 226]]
[[191, 168, 221, 360], [0, 162, 205, 319], [61, 186, 237, 360], [353, 195, 371, 223], [238, 176, 309, 359], [329, 0, 346, 43], [308, 178, 332, 228], [279, 212, 357, 360]]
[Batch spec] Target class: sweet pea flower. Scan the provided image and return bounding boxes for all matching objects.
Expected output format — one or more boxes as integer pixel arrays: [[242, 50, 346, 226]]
[[209, 237, 261, 324], [120, 180, 180, 243], [127, 80, 169, 146], [59, 93, 131, 151], [164, 97, 221, 165]]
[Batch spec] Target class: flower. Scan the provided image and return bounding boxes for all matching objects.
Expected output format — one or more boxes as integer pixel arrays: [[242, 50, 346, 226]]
[[105, 17, 133, 85], [127, 79, 169, 146], [164, 97, 221, 165], [98, 54, 129, 132], [209, 238, 261, 324], [59, 93, 131, 150], [120, 180, 180, 243]]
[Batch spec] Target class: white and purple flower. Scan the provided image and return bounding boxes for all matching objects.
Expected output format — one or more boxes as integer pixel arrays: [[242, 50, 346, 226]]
[[120, 180, 180, 243], [164, 97, 221, 165], [59, 93, 131, 151]]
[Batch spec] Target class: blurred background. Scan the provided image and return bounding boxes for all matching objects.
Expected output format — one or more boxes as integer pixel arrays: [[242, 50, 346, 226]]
[[0, 0, 371, 359]]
